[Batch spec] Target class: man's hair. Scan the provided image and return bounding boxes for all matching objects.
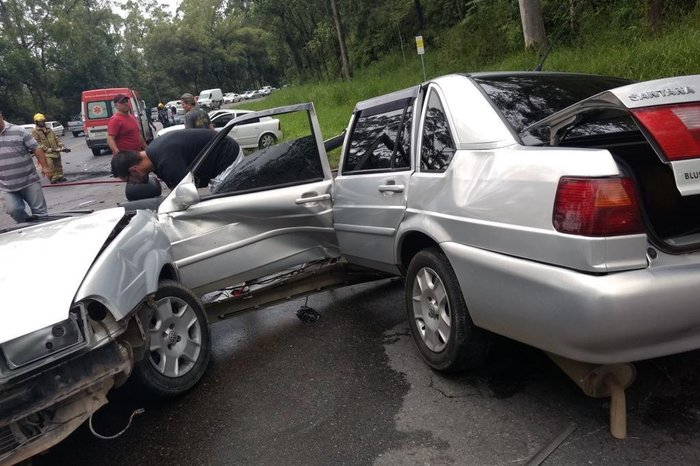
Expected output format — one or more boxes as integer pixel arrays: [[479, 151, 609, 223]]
[[111, 151, 141, 178], [180, 93, 195, 105]]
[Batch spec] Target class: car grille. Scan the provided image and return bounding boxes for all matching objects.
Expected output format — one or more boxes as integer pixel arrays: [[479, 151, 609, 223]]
[[0, 425, 18, 457]]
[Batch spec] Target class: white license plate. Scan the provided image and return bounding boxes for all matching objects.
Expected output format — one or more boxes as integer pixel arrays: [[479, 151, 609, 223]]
[[670, 159, 700, 196]]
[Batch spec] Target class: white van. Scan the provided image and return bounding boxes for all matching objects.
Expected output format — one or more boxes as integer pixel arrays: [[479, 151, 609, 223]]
[[198, 88, 223, 110]]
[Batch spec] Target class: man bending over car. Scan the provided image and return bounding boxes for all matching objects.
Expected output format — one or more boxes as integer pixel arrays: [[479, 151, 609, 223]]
[[111, 129, 242, 190]]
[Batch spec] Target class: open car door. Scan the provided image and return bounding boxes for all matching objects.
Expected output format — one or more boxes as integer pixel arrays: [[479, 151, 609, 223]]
[[157, 103, 338, 296]]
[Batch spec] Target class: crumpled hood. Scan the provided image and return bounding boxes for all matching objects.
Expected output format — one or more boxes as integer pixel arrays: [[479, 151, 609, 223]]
[[0, 208, 126, 344]]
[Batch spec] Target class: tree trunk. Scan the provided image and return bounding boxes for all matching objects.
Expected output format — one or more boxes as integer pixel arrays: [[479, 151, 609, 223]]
[[329, 0, 351, 81], [647, 0, 663, 36], [518, 0, 547, 50]]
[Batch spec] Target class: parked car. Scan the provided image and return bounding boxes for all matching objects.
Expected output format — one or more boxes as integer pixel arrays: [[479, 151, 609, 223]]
[[198, 88, 223, 110], [223, 92, 238, 104], [157, 109, 282, 149], [19, 121, 65, 137], [67, 113, 84, 137]]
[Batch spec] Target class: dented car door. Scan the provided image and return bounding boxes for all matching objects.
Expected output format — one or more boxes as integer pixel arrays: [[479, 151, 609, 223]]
[[157, 103, 339, 295]]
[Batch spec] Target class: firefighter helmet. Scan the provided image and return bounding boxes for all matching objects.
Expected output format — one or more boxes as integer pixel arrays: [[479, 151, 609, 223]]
[[33, 113, 46, 122]]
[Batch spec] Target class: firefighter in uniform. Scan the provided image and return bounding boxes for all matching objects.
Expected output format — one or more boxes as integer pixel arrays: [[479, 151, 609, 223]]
[[31, 113, 70, 183]]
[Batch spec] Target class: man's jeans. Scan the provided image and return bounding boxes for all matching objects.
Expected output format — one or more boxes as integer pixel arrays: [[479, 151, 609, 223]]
[[2, 181, 48, 223]]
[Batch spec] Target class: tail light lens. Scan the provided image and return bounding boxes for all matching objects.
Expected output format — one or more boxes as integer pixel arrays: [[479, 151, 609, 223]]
[[553, 177, 643, 236], [632, 103, 700, 160]]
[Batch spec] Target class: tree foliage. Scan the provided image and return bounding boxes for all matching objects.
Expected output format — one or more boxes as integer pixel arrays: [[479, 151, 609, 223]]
[[0, 0, 697, 123]]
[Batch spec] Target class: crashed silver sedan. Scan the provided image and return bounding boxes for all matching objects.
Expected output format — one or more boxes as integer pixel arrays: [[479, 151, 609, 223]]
[[0, 103, 345, 464]]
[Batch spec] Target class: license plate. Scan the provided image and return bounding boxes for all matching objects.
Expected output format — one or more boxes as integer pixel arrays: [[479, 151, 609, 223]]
[[670, 159, 700, 196]]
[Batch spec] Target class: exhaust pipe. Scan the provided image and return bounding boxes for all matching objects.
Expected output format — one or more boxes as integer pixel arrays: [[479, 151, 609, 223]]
[[546, 353, 636, 439]]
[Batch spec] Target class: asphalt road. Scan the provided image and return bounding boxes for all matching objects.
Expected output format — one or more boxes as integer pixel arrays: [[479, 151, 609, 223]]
[[10, 132, 700, 465]]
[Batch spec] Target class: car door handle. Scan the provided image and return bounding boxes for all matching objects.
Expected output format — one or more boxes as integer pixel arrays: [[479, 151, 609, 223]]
[[378, 184, 404, 193], [295, 193, 331, 204]]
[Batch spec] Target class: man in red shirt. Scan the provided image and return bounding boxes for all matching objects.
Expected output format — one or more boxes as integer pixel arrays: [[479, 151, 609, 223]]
[[107, 94, 146, 155]]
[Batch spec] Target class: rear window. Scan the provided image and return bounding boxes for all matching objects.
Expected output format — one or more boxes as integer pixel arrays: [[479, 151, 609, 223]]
[[86, 100, 115, 120], [472, 74, 633, 134]]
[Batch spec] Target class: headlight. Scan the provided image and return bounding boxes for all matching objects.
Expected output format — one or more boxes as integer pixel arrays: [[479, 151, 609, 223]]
[[1, 310, 85, 369]]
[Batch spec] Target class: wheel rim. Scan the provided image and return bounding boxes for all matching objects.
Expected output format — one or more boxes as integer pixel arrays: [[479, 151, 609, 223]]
[[147, 295, 203, 378], [411, 266, 451, 352], [260, 134, 275, 148]]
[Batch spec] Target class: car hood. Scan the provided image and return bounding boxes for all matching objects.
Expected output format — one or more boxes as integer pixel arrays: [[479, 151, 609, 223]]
[[0, 208, 126, 344]]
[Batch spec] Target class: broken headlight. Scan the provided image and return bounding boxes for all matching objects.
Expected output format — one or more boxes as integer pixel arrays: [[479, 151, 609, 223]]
[[1, 310, 85, 369]]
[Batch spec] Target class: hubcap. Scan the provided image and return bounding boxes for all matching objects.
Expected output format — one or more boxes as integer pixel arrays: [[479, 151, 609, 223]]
[[148, 295, 202, 378], [411, 266, 451, 352]]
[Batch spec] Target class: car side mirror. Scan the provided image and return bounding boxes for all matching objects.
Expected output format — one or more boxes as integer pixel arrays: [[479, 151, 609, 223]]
[[158, 173, 200, 213]]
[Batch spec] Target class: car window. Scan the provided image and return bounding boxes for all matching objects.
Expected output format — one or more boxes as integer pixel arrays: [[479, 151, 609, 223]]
[[343, 100, 413, 173], [420, 90, 456, 172], [199, 109, 323, 197], [86, 100, 113, 119], [212, 113, 235, 128], [473, 74, 633, 135]]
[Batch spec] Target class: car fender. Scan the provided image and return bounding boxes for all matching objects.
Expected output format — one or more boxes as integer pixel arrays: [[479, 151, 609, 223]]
[[394, 213, 451, 269], [75, 210, 176, 321]]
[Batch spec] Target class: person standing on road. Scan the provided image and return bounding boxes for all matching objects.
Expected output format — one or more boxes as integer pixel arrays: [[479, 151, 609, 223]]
[[181, 93, 213, 129], [0, 110, 52, 223], [31, 113, 70, 184], [111, 128, 241, 190], [107, 94, 147, 155], [157, 103, 171, 128]]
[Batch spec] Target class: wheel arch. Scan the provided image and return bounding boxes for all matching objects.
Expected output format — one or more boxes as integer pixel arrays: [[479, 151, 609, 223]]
[[398, 231, 441, 275], [258, 131, 278, 146]]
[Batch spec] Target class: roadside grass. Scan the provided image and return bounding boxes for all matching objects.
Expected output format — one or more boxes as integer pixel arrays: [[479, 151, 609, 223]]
[[236, 13, 700, 167]]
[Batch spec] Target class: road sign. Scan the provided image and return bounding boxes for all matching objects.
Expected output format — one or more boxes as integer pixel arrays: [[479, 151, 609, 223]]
[[416, 35, 425, 55]]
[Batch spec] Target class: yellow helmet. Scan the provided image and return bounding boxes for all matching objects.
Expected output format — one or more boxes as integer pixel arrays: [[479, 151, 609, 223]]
[[158, 103, 164, 109], [33, 113, 46, 122]]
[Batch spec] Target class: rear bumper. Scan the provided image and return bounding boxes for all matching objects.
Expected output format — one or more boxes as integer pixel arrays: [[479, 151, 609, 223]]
[[444, 241, 700, 364]]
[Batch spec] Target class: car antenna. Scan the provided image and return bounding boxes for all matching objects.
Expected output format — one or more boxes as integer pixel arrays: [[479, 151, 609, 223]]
[[533, 41, 553, 71]]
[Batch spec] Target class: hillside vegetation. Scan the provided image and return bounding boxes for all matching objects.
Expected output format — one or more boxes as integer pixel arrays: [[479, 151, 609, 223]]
[[1, 0, 698, 124], [241, 0, 700, 159]]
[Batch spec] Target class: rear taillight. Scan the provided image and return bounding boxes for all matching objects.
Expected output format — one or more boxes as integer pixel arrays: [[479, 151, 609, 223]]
[[553, 177, 643, 236], [632, 103, 700, 160]]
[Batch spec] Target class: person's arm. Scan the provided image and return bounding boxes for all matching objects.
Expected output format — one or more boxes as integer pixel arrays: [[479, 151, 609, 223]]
[[33, 147, 51, 179], [107, 134, 119, 154], [107, 117, 121, 154]]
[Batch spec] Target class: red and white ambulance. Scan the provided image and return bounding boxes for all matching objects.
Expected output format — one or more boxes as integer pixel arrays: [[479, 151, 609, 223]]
[[81, 88, 154, 156]]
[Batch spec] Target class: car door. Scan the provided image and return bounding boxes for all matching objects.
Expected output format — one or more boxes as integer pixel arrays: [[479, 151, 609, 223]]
[[333, 86, 420, 273], [157, 103, 337, 295]]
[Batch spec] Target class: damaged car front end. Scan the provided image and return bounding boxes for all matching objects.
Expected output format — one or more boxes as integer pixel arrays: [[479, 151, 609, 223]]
[[0, 208, 204, 465]]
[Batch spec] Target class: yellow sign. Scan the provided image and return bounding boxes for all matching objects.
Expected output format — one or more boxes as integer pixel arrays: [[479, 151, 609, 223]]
[[416, 35, 425, 55]]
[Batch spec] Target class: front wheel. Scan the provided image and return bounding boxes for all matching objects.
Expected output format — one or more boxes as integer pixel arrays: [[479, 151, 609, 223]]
[[405, 247, 492, 372], [258, 133, 277, 149], [133, 280, 211, 398], [91, 148, 102, 156]]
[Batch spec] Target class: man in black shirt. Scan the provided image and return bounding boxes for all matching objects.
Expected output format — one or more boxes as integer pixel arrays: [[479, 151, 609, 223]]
[[111, 129, 241, 190]]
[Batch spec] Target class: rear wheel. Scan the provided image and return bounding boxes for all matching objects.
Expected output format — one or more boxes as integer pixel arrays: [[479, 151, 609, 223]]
[[405, 247, 492, 372], [259, 133, 277, 149], [72, 131, 80, 137], [133, 280, 211, 398], [91, 148, 101, 156]]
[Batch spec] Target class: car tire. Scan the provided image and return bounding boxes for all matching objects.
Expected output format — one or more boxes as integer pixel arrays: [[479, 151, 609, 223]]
[[258, 133, 277, 149], [72, 131, 79, 137], [405, 247, 492, 372], [133, 280, 211, 399], [91, 148, 102, 156]]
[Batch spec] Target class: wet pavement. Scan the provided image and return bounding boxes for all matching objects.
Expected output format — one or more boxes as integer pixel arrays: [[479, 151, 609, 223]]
[[34, 276, 700, 465], [8, 131, 700, 465]]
